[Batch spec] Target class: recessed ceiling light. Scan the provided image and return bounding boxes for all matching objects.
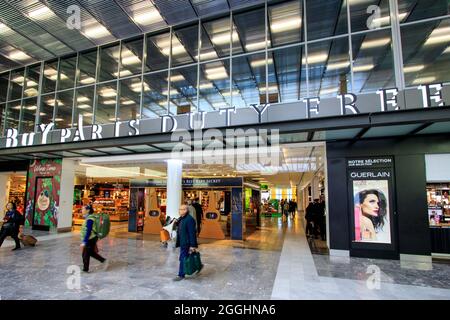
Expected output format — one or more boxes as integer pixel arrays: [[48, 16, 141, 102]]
[[250, 58, 273, 67], [102, 99, 116, 105], [245, 40, 271, 51], [199, 83, 214, 90], [424, 26, 450, 46], [77, 96, 90, 103], [168, 74, 185, 82], [403, 64, 425, 73], [326, 61, 350, 71], [302, 53, 328, 64], [8, 50, 32, 61], [271, 17, 302, 33], [360, 37, 391, 49], [133, 8, 163, 25], [211, 31, 239, 45], [84, 25, 111, 39], [353, 63, 374, 72], [77, 104, 91, 110], [412, 76, 436, 85], [28, 6, 52, 19]]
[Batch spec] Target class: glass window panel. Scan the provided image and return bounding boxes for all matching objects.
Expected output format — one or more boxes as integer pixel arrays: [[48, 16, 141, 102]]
[[199, 59, 231, 111], [98, 43, 120, 83], [145, 32, 170, 71], [120, 37, 144, 77], [42, 60, 58, 94], [95, 82, 117, 124], [142, 72, 168, 118], [272, 45, 307, 102], [74, 86, 95, 126], [118, 77, 142, 121], [351, 30, 394, 93], [39, 94, 55, 125], [0, 72, 9, 103], [307, 37, 351, 97], [234, 8, 267, 53], [398, 0, 449, 24], [232, 53, 266, 108], [5, 100, 21, 130], [9, 68, 24, 101], [269, 0, 303, 47], [58, 55, 77, 90], [77, 49, 97, 86], [172, 25, 198, 67], [20, 97, 37, 133], [401, 18, 450, 86], [54, 90, 74, 128], [169, 66, 197, 115], [307, 0, 347, 40], [23, 64, 41, 98], [203, 16, 240, 58], [350, 0, 391, 32], [0, 103, 5, 135]]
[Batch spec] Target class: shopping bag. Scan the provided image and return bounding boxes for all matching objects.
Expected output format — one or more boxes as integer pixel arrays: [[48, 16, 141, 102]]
[[20, 235, 38, 247], [160, 229, 170, 242], [183, 251, 203, 276]]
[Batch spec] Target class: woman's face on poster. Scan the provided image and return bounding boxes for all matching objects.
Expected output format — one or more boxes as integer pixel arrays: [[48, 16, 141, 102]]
[[361, 194, 380, 217]]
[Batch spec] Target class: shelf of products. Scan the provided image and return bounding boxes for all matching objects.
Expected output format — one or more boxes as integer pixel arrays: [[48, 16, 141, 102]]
[[72, 184, 130, 225], [427, 183, 450, 228]]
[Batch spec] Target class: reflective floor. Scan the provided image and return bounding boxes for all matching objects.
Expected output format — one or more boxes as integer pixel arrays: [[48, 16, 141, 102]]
[[0, 215, 449, 300]]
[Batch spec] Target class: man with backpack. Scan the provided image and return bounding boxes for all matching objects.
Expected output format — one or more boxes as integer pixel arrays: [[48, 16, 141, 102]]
[[80, 204, 109, 273]]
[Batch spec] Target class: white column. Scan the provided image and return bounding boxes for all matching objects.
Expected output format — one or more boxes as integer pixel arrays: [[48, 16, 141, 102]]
[[58, 159, 76, 232], [0, 174, 10, 219], [166, 159, 183, 219]]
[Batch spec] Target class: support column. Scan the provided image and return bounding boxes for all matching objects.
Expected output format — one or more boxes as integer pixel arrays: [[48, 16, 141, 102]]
[[58, 159, 75, 232], [0, 174, 10, 220], [166, 159, 183, 219]]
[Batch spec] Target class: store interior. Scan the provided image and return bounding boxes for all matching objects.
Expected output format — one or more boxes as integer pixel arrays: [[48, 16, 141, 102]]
[[0, 173, 27, 218], [70, 143, 327, 243]]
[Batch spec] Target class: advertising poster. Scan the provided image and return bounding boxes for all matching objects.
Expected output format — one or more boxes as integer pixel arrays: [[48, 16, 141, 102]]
[[353, 179, 391, 244], [347, 157, 395, 248], [231, 187, 243, 240], [25, 159, 62, 229]]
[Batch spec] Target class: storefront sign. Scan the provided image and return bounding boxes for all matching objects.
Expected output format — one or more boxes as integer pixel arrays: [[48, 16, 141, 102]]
[[130, 177, 244, 188], [347, 157, 395, 248], [1, 83, 448, 149]]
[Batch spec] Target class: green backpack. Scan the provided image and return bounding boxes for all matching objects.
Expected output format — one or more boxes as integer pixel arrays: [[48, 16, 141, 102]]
[[81, 214, 110, 241]]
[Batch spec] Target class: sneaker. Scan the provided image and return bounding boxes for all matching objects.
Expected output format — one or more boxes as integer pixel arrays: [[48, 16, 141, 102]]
[[82, 269, 89, 273], [11, 247, 21, 251], [102, 259, 109, 271], [173, 276, 185, 281]]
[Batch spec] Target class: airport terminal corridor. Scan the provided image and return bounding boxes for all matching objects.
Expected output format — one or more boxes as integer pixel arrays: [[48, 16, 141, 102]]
[[0, 214, 449, 300]]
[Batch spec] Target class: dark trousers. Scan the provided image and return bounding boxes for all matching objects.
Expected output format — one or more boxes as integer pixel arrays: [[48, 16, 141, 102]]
[[82, 237, 105, 271], [305, 220, 314, 236], [0, 226, 21, 249], [319, 217, 326, 240], [197, 220, 201, 235], [178, 247, 190, 277]]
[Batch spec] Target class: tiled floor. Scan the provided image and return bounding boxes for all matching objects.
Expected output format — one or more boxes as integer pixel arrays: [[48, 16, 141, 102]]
[[0, 215, 449, 300]]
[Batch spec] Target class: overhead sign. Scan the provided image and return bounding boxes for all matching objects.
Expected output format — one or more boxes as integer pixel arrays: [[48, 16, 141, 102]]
[[130, 177, 244, 188], [1, 83, 448, 149]]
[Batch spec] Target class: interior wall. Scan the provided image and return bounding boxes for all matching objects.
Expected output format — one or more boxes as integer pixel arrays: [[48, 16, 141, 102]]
[[326, 134, 450, 257]]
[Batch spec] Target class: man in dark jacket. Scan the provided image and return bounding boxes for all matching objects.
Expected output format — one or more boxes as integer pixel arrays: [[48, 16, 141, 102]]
[[192, 198, 203, 235], [0, 202, 24, 250], [174, 204, 199, 281]]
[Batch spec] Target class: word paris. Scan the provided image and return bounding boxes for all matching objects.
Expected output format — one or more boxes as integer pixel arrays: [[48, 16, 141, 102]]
[[4, 83, 445, 149]]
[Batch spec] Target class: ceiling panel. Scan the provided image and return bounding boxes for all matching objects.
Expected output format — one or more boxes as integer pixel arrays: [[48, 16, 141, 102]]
[[362, 124, 423, 138]]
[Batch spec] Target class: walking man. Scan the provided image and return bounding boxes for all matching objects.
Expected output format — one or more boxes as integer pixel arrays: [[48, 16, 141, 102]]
[[174, 204, 200, 281]]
